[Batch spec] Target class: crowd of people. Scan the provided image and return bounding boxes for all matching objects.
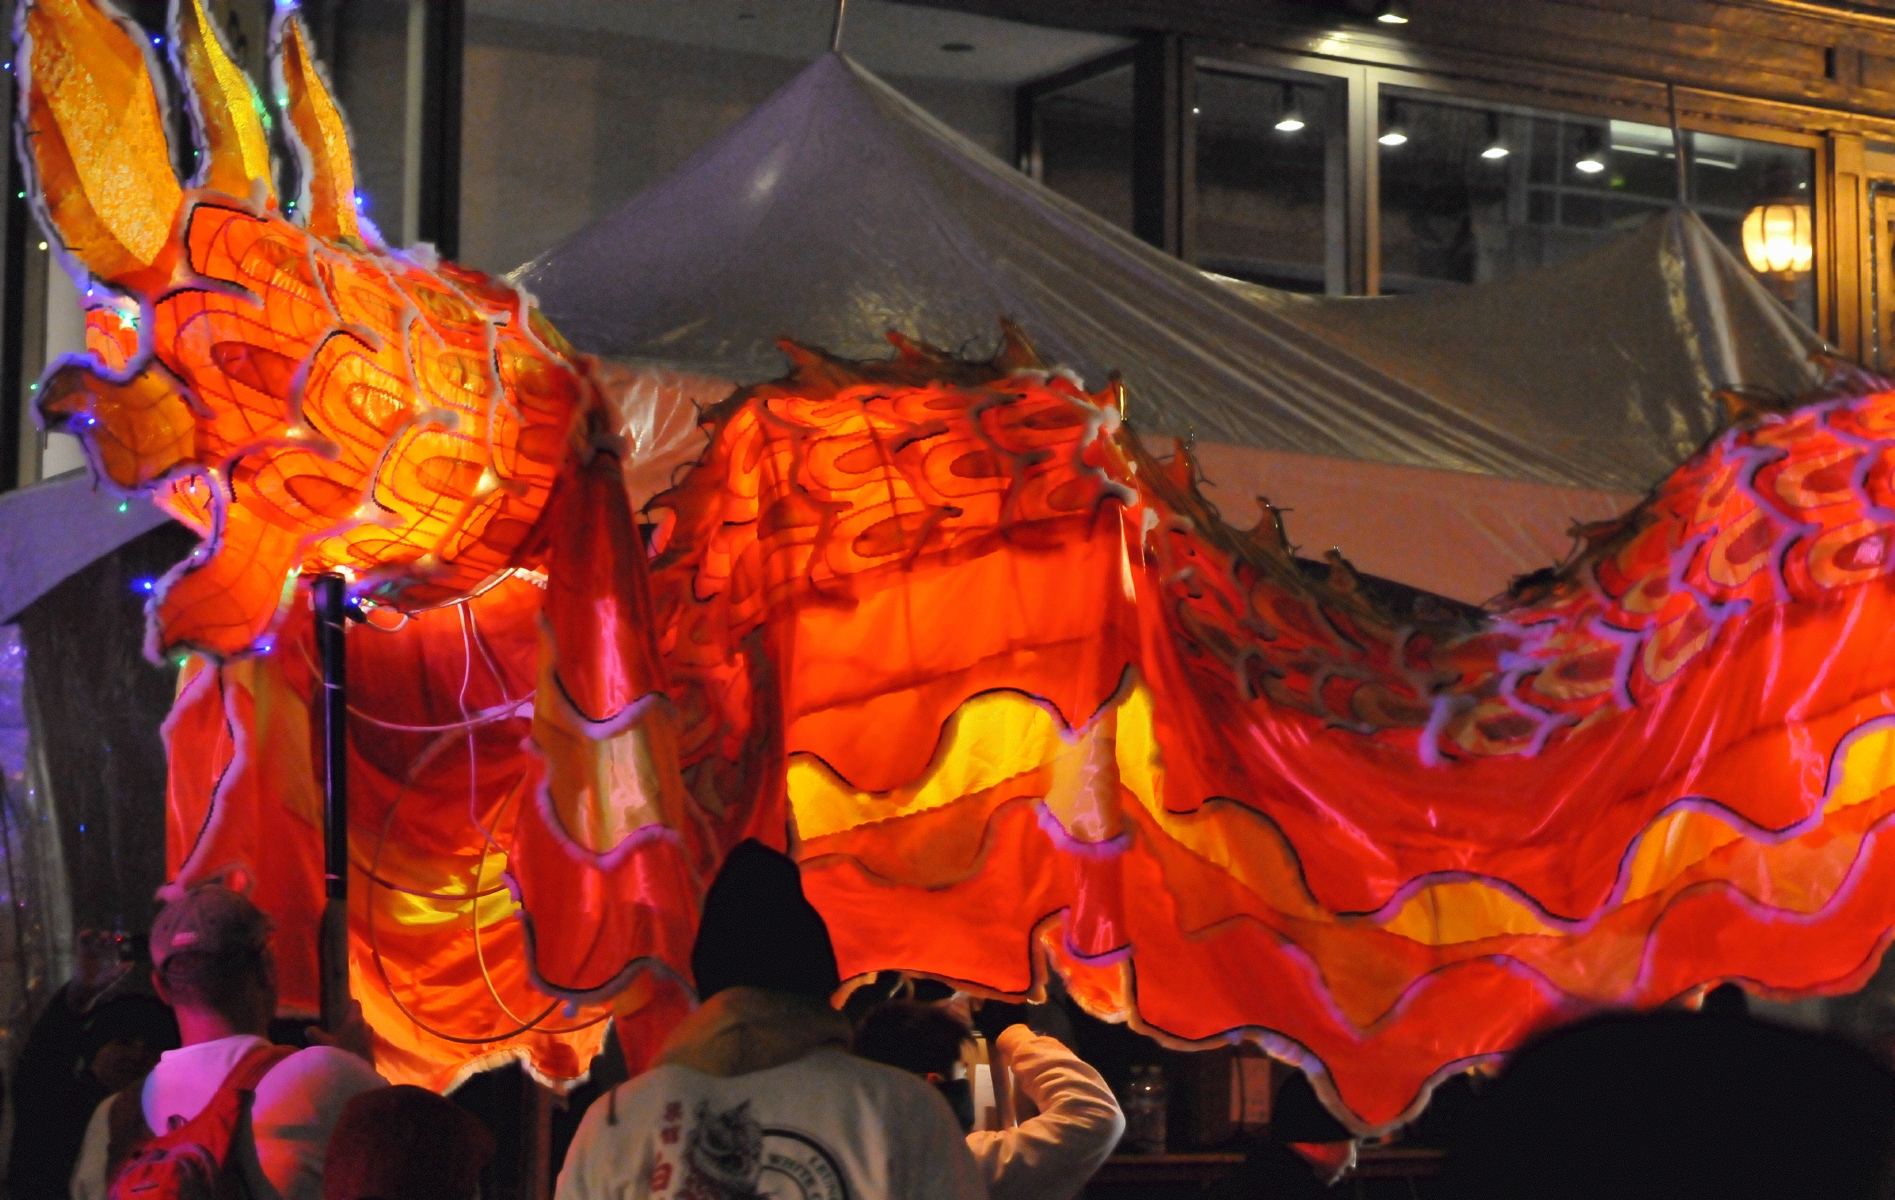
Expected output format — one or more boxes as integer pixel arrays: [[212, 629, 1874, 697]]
[[8, 840, 1895, 1199]]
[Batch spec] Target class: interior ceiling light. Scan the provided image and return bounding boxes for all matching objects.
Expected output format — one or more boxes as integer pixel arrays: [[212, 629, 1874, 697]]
[[1480, 112, 1508, 160], [1275, 83, 1306, 133], [1377, 1, 1412, 24], [1575, 129, 1607, 174], [1378, 99, 1407, 147]]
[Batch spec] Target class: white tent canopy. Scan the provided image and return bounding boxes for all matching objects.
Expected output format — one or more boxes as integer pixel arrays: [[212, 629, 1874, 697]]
[[514, 53, 1822, 601]]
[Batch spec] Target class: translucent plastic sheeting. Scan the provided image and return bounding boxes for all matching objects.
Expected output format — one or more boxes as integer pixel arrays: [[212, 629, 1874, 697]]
[[0, 528, 179, 1171], [1185, 442, 1637, 604], [0, 622, 72, 1160], [1220, 210, 1825, 491], [516, 53, 1821, 497], [590, 359, 728, 509], [13, 525, 193, 939]]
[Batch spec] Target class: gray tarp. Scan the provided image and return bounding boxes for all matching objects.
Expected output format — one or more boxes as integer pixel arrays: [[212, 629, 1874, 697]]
[[516, 52, 1823, 497], [1222, 211, 1824, 489], [0, 472, 172, 624]]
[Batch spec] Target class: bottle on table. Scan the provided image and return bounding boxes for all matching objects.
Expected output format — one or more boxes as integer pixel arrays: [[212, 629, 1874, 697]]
[[1124, 1064, 1168, 1155]]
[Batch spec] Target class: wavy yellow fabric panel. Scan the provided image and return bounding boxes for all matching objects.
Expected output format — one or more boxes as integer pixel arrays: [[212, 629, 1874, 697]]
[[788, 691, 1070, 839]]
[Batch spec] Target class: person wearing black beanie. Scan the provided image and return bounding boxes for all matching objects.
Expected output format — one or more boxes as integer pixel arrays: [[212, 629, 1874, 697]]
[[690, 840, 843, 1003], [558, 841, 985, 1200]]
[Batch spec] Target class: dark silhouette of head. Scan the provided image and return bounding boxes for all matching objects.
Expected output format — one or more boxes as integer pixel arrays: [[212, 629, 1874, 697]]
[[323, 1085, 496, 1200], [691, 840, 842, 1003], [854, 1000, 971, 1079], [1701, 982, 1750, 1017], [1444, 1008, 1895, 1200], [854, 1000, 976, 1131]]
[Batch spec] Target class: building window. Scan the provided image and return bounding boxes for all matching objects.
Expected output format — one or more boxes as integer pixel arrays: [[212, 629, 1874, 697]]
[[1192, 68, 1347, 294], [1023, 59, 1135, 234], [1377, 92, 1816, 325], [1688, 129, 1816, 326]]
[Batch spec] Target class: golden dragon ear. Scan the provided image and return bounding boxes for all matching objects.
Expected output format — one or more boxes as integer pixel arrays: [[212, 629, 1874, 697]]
[[14, 0, 183, 286], [270, 5, 358, 242], [169, 0, 274, 204]]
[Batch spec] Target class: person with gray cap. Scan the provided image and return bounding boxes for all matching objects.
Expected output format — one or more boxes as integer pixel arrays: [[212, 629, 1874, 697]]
[[557, 840, 985, 1200], [68, 883, 386, 1200]]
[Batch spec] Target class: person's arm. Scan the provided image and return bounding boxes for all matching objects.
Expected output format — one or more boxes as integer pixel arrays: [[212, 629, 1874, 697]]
[[69, 1097, 112, 1200], [897, 1075, 989, 1200], [965, 1025, 1124, 1200]]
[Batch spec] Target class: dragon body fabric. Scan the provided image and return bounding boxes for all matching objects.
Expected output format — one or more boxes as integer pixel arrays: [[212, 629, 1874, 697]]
[[23, 0, 1895, 1129]]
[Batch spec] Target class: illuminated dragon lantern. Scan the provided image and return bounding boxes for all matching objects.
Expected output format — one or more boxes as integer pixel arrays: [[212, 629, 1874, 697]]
[[25, 0, 1895, 1129]]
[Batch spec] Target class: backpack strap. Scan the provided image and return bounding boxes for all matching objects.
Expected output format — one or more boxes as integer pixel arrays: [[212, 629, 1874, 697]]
[[224, 1043, 296, 1094], [103, 1043, 295, 1184]]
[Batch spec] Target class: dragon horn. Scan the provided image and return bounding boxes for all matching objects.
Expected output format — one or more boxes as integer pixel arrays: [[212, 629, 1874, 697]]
[[270, 4, 358, 242], [169, 0, 274, 204], [13, 0, 182, 287]]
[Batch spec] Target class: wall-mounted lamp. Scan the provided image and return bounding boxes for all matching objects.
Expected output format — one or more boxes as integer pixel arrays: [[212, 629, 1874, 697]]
[[1480, 112, 1508, 160], [1377, 1, 1412, 24], [1275, 83, 1306, 133], [1741, 202, 1813, 276]]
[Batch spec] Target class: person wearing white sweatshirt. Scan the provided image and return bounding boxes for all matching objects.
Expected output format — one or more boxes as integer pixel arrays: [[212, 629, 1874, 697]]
[[855, 1001, 1125, 1200], [558, 843, 984, 1200]]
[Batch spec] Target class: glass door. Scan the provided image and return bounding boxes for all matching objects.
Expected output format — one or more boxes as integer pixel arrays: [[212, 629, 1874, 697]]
[[1872, 183, 1895, 373]]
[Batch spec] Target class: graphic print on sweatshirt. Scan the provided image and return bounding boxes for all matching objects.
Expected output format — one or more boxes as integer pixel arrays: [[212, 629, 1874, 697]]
[[651, 1099, 850, 1200]]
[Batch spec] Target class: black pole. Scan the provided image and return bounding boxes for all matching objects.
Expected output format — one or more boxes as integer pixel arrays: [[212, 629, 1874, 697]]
[[1668, 82, 1689, 207], [416, 0, 465, 261], [314, 573, 351, 1031]]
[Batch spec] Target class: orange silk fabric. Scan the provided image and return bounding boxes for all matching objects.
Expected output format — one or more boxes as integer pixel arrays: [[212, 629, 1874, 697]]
[[163, 446, 706, 1091], [163, 574, 611, 1089], [653, 343, 1895, 1130], [163, 329, 1895, 1127]]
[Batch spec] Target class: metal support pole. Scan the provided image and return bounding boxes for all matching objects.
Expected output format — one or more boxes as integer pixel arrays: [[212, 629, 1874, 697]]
[[521, 1076, 555, 1200], [314, 574, 351, 1032], [1668, 82, 1689, 207], [830, 0, 848, 53]]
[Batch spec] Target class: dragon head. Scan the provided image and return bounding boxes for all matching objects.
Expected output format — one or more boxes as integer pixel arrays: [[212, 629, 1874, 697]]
[[16, 0, 589, 659]]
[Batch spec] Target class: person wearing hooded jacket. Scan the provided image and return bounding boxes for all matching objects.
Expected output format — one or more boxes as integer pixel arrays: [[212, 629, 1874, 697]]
[[556, 840, 986, 1200], [855, 999, 1124, 1200]]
